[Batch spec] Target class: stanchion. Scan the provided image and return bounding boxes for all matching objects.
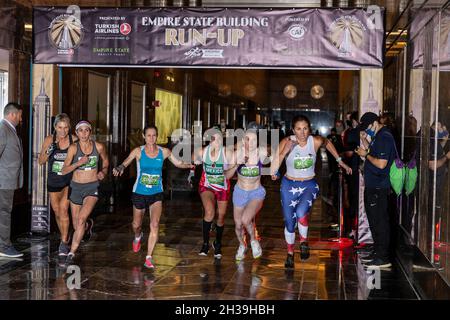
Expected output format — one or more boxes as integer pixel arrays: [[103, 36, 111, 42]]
[[328, 168, 353, 249]]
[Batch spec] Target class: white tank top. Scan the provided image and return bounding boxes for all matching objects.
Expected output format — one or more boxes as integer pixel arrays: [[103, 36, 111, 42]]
[[285, 135, 316, 179]]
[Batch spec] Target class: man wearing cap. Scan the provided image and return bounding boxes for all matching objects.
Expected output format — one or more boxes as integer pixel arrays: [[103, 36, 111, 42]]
[[355, 112, 396, 269], [61, 120, 109, 265]]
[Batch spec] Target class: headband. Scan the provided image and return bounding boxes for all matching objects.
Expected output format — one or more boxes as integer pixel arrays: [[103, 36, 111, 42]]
[[75, 121, 92, 131]]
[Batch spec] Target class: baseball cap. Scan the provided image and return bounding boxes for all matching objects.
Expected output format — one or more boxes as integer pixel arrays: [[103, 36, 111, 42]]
[[357, 112, 379, 131]]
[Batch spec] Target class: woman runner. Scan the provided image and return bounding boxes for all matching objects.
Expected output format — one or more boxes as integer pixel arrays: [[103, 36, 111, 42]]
[[113, 125, 193, 269], [193, 127, 233, 259], [225, 130, 267, 261], [61, 120, 109, 265], [271, 115, 352, 268], [38, 113, 77, 256]]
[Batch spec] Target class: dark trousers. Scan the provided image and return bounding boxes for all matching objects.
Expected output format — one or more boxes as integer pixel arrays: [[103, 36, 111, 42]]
[[346, 172, 359, 233], [0, 189, 15, 249], [364, 187, 391, 261]]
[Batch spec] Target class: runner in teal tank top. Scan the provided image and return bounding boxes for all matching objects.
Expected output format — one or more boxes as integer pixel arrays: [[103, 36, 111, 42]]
[[113, 125, 193, 269], [192, 126, 233, 259]]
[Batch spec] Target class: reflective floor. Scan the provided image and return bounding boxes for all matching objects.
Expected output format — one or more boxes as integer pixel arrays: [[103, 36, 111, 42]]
[[0, 178, 418, 300]]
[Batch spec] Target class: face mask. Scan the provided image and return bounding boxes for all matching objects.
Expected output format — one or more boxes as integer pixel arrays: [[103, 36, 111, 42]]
[[365, 128, 376, 138], [346, 120, 352, 128]]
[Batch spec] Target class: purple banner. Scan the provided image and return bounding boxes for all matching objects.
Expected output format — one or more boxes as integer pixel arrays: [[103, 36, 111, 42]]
[[410, 8, 450, 70], [33, 6, 384, 68]]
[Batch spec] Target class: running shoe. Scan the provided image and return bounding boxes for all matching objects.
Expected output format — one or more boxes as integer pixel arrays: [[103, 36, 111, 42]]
[[144, 256, 155, 269], [58, 241, 70, 256], [285, 253, 294, 269], [364, 258, 392, 269], [360, 252, 376, 263], [235, 244, 247, 261], [65, 253, 75, 266], [212, 241, 222, 259], [132, 232, 143, 253], [82, 218, 94, 242], [250, 240, 262, 259], [299, 242, 310, 260], [198, 243, 209, 256]]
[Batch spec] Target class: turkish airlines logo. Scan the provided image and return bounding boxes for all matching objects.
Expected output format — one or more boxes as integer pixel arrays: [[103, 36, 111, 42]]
[[120, 23, 131, 35]]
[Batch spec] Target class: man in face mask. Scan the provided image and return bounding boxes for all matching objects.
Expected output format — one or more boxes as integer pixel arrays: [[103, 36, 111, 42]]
[[355, 112, 396, 269], [335, 120, 344, 136]]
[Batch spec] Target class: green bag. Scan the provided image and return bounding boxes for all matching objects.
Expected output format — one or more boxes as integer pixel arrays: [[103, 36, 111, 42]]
[[405, 152, 418, 196], [390, 158, 406, 196], [387, 133, 405, 196]]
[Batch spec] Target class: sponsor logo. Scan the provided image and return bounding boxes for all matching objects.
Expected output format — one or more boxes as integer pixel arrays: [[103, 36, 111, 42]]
[[288, 24, 307, 40], [329, 15, 366, 57], [120, 23, 132, 35], [184, 47, 224, 59]]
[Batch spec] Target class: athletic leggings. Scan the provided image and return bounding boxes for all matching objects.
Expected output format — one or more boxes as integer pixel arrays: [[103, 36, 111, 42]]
[[280, 176, 319, 243]]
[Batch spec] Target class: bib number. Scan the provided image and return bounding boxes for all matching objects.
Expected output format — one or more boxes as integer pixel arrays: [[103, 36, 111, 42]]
[[294, 155, 313, 170], [140, 174, 160, 187], [52, 161, 64, 175], [240, 166, 259, 177], [78, 156, 98, 171], [206, 175, 225, 186]]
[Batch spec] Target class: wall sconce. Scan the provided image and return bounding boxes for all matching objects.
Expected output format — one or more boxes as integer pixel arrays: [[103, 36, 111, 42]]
[[165, 73, 175, 82]]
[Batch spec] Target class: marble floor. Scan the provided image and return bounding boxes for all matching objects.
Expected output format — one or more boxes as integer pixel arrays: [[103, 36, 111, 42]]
[[0, 179, 418, 300]]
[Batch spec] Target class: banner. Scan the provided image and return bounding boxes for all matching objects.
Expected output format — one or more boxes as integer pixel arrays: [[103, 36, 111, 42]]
[[33, 6, 384, 68], [410, 8, 450, 70]]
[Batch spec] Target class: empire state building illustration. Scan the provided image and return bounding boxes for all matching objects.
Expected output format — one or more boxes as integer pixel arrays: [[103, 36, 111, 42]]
[[330, 17, 364, 58], [364, 81, 379, 114], [31, 76, 51, 234]]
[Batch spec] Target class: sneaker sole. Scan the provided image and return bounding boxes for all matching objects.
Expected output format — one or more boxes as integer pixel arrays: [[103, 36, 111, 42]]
[[198, 252, 208, 256], [58, 252, 68, 257], [365, 263, 392, 269], [0, 252, 24, 258], [212, 243, 222, 259]]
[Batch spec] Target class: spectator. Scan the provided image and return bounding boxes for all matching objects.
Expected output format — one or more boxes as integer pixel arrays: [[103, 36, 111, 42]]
[[342, 111, 360, 238], [0, 102, 24, 258], [355, 112, 396, 268]]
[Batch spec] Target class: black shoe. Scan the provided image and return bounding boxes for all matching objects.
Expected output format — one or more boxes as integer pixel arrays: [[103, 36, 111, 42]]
[[65, 253, 75, 267], [300, 242, 310, 260], [285, 253, 294, 269], [0, 246, 24, 258], [360, 252, 376, 263], [364, 258, 392, 269], [82, 219, 94, 242], [58, 241, 70, 256], [212, 241, 222, 259], [198, 243, 209, 256]]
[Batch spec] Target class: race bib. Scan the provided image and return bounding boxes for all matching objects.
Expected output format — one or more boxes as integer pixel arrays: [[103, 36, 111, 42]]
[[140, 173, 160, 187], [52, 161, 64, 175], [206, 174, 225, 186], [78, 156, 98, 171], [240, 166, 260, 177], [294, 154, 313, 170]]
